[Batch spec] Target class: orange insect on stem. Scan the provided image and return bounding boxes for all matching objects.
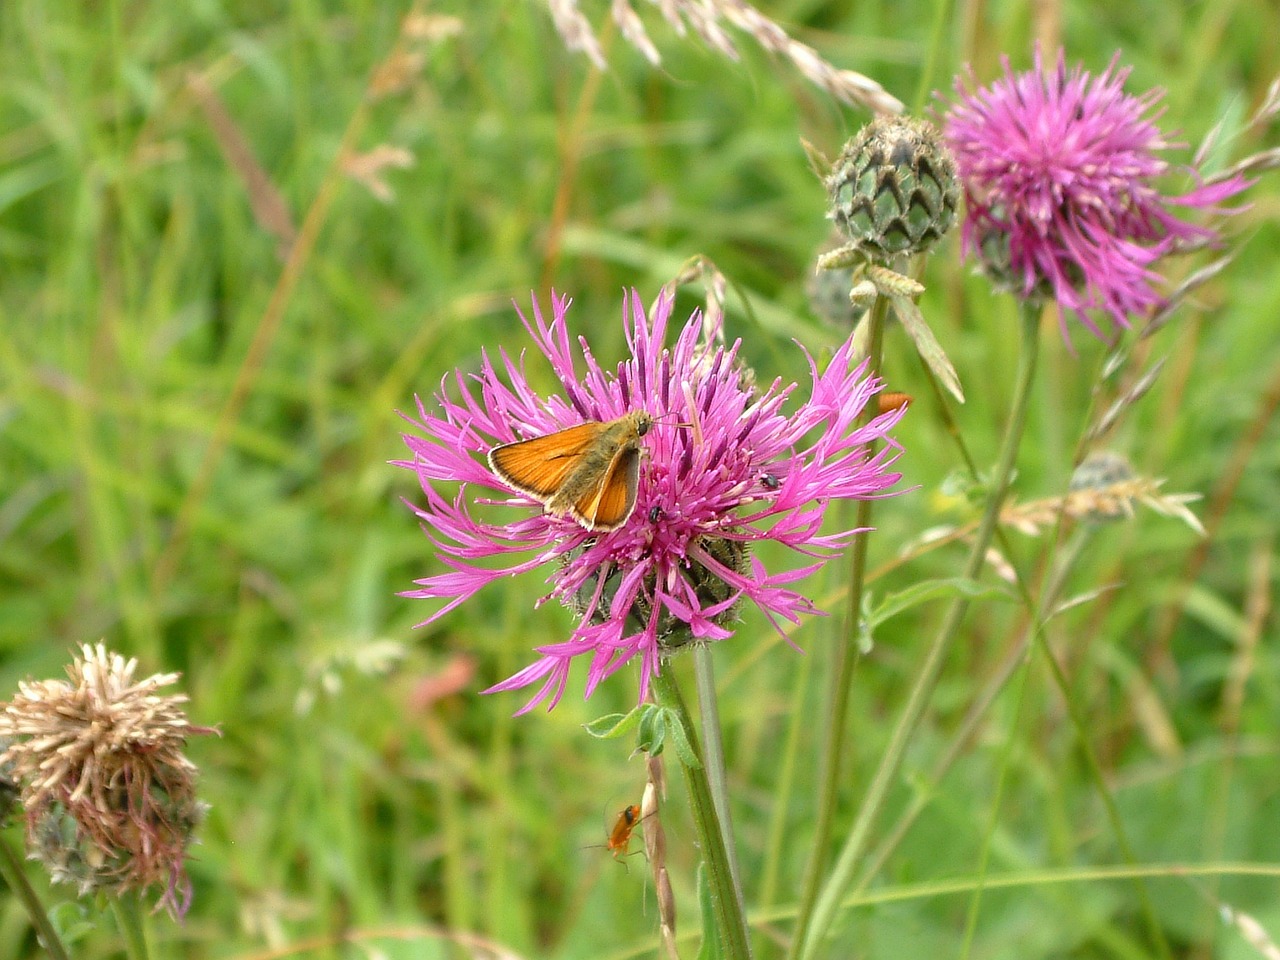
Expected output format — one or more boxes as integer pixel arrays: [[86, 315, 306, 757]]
[[606, 804, 643, 860], [877, 391, 913, 414]]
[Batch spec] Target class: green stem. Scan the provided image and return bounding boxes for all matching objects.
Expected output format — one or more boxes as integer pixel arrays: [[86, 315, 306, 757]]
[[693, 644, 747, 908], [0, 834, 72, 960], [958, 618, 1036, 960], [912, 0, 957, 112], [854, 324, 1171, 956], [1033, 616, 1174, 960], [855, 533, 1089, 892], [112, 892, 151, 960], [787, 289, 888, 960], [797, 300, 1042, 960], [651, 664, 753, 959], [758, 645, 812, 910]]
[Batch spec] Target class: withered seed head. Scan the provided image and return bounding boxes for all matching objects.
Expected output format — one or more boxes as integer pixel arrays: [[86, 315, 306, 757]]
[[0, 644, 216, 917]]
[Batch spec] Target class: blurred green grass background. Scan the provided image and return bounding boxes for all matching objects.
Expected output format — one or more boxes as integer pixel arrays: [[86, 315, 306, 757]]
[[1, 0, 1279, 957]]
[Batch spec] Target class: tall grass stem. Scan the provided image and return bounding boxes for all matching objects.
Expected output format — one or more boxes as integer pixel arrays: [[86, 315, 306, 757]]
[[758, 644, 812, 911], [787, 292, 889, 958], [855, 531, 1089, 892], [798, 300, 1042, 958]]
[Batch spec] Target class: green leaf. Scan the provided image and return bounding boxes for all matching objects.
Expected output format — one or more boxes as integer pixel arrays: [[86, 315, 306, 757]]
[[867, 578, 1011, 631], [49, 901, 95, 946], [941, 467, 987, 502], [582, 708, 642, 740], [857, 591, 877, 654], [662, 705, 703, 770], [637, 704, 666, 757], [893, 294, 965, 403], [800, 136, 831, 180]]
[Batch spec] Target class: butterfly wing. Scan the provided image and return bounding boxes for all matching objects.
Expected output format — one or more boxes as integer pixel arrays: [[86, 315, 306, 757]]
[[488, 423, 603, 500], [571, 444, 641, 530]]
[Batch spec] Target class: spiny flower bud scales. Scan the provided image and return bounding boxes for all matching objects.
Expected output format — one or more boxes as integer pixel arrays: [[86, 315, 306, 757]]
[[825, 116, 959, 261], [568, 535, 750, 653], [0, 644, 216, 917]]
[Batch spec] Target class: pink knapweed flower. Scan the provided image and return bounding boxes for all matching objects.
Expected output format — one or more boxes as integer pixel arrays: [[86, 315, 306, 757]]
[[943, 48, 1250, 340], [397, 290, 905, 713]]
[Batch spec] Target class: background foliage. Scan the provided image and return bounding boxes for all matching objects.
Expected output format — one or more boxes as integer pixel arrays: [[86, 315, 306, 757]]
[[1, 0, 1278, 957]]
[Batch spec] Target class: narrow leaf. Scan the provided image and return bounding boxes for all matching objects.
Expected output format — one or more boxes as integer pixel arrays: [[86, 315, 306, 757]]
[[868, 577, 1010, 630], [800, 137, 831, 181], [893, 295, 965, 403]]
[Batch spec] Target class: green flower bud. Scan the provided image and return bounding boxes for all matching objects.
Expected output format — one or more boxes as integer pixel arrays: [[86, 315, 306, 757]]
[[826, 116, 959, 261]]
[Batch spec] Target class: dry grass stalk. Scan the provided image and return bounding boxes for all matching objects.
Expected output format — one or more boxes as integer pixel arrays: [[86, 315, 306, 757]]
[[341, 145, 416, 202], [545, 0, 902, 115], [1197, 71, 1280, 170], [1257, 74, 1280, 125], [402, 12, 465, 42], [548, 0, 608, 69], [1206, 146, 1280, 185], [151, 2, 426, 601], [188, 72, 297, 259], [1143, 254, 1234, 337], [1221, 538, 1271, 734], [658, 254, 728, 352], [370, 13, 463, 98], [1001, 475, 1205, 537], [1219, 900, 1280, 960], [1086, 358, 1165, 442], [643, 753, 679, 960], [710, 0, 901, 113], [612, 0, 661, 64]]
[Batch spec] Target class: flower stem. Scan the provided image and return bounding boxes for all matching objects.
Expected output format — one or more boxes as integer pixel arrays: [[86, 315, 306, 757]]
[[797, 299, 1042, 960], [693, 644, 746, 901], [651, 663, 753, 959], [787, 289, 888, 959], [0, 835, 72, 960], [112, 893, 152, 960], [758, 643, 812, 910]]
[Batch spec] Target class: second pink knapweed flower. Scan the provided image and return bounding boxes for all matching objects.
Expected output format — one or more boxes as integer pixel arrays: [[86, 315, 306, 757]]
[[944, 48, 1250, 340], [397, 290, 905, 713]]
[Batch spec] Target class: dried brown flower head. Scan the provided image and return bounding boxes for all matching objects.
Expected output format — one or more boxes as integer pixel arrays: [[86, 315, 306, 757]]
[[0, 644, 216, 917]]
